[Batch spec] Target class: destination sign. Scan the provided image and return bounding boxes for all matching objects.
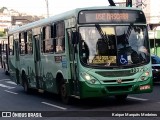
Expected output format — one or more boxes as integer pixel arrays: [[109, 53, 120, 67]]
[[78, 9, 146, 24], [96, 13, 128, 21]]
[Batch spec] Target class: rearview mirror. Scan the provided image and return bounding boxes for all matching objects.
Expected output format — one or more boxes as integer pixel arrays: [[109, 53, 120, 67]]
[[71, 31, 79, 44]]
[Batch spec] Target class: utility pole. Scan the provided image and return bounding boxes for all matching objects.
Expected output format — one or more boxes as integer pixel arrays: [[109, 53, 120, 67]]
[[45, 0, 49, 18]]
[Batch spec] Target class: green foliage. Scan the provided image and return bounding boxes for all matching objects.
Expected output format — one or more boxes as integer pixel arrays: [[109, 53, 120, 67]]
[[0, 7, 8, 13], [0, 31, 5, 37]]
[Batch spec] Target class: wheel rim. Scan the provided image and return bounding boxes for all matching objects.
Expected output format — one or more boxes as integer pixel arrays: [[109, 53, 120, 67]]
[[60, 83, 70, 104]]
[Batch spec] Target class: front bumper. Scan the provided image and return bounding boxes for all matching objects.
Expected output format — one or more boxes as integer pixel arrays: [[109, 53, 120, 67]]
[[79, 77, 153, 99]]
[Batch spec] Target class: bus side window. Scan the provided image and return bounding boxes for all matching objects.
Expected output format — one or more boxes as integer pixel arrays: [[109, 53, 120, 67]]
[[27, 30, 33, 54], [24, 32, 27, 54], [20, 33, 25, 55], [9, 36, 14, 55], [55, 22, 65, 53], [42, 25, 54, 53], [42, 27, 45, 53]]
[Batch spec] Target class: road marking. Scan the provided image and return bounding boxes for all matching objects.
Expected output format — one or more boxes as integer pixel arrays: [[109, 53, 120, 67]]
[[0, 79, 11, 81], [128, 96, 148, 101], [0, 84, 15, 89], [6, 81, 17, 85], [4, 90, 18, 95], [41, 102, 67, 110]]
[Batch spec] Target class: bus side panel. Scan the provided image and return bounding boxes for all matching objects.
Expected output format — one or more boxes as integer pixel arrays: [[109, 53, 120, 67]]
[[40, 54, 68, 93], [20, 54, 36, 88], [8, 56, 17, 82], [40, 54, 57, 93]]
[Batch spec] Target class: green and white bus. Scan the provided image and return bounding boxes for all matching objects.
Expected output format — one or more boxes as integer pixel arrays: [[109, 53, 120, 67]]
[[7, 6, 153, 104], [0, 36, 9, 74]]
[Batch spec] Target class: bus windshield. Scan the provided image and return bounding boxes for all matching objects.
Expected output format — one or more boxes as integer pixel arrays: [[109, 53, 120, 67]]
[[79, 25, 150, 67]]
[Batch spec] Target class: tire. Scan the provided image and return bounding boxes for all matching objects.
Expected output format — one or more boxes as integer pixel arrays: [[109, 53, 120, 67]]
[[115, 94, 128, 102], [3, 62, 9, 75], [22, 73, 30, 93], [60, 82, 71, 104], [5, 71, 9, 75]]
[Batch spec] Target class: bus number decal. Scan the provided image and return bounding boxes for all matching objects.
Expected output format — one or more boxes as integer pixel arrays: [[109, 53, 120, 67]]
[[130, 67, 146, 73]]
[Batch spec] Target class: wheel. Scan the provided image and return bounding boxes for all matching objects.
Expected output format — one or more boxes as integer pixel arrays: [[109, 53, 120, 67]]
[[3, 62, 9, 75], [3, 63, 9, 75], [115, 94, 128, 102], [60, 82, 71, 104], [23, 80, 29, 93], [5, 70, 9, 75], [22, 73, 30, 93]]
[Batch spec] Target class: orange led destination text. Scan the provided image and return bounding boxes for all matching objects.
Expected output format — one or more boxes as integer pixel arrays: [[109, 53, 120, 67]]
[[96, 13, 129, 20]]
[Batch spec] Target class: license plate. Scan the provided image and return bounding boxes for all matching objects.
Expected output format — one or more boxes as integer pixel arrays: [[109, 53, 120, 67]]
[[140, 85, 150, 90]]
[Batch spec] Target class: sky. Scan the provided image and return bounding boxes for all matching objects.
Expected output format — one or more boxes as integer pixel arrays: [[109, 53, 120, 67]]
[[0, 0, 113, 17]]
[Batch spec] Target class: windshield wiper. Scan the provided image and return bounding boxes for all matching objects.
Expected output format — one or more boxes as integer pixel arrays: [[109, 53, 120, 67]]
[[125, 23, 134, 45], [95, 24, 108, 43]]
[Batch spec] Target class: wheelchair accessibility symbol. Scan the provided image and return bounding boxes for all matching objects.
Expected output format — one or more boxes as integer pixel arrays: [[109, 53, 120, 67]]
[[119, 54, 128, 65]]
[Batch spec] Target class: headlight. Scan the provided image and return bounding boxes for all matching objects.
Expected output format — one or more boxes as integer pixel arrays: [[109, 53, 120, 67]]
[[140, 71, 150, 81], [80, 72, 100, 84]]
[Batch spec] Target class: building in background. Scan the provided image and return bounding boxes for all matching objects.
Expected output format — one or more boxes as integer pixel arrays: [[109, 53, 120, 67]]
[[0, 8, 12, 34], [117, 0, 160, 24], [0, 7, 44, 37], [138, 0, 160, 56], [117, 0, 160, 56]]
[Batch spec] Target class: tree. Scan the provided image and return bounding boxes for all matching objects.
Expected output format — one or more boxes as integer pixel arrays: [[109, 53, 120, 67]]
[[0, 7, 8, 13], [0, 31, 5, 37]]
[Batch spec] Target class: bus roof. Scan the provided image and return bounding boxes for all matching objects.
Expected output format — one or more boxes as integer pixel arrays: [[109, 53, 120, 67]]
[[8, 6, 143, 35]]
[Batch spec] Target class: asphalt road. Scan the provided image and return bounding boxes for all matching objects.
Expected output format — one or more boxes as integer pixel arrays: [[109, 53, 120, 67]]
[[0, 68, 160, 120]]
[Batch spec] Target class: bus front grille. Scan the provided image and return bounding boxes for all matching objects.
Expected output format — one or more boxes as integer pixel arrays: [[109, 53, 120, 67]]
[[107, 85, 132, 92], [103, 79, 134, 83], [95, 70, 135, 77]]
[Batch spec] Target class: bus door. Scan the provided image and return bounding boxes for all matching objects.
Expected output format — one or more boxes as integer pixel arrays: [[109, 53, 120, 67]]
[[15, 40, 20, 84], [67, 29, 79, 96], [33, 35, 42, 89]]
